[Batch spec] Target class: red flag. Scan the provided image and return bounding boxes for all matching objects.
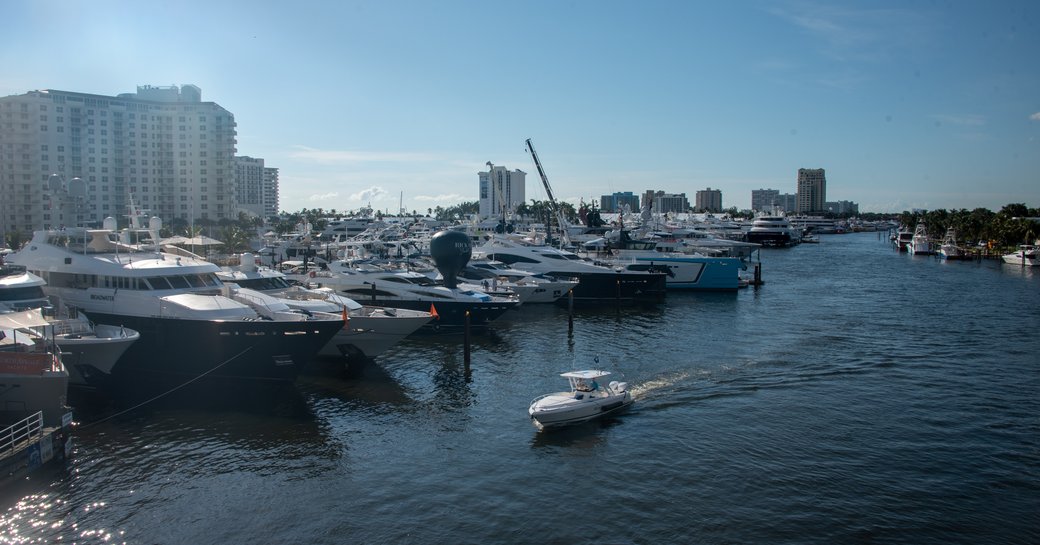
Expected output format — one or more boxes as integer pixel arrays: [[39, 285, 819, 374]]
[[341, 307, 350, 330], [429, 303, 439, 320]]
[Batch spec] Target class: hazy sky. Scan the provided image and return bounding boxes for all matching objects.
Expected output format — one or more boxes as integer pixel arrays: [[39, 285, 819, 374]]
[[3, 1, 1038, 214]]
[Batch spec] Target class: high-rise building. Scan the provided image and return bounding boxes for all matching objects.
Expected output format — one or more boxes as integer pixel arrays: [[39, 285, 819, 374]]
[[234, 156, 279, 219], [262, 167, 279, 218], [600, 191, 640, 213], [478, 165, 526, 219], [796, 168, 826, 213], [0, 84, 237, 235], [695, 187, 723, 212], [751, 189, 780, 212]]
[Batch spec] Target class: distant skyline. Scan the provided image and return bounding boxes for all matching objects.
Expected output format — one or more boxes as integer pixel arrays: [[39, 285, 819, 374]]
[[2, 1, 1038, 214]]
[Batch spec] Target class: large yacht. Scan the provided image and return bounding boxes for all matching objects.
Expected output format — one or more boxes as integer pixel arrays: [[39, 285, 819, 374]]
[[745, 214, 801, 247], [217, 255, 431, 359], [7, 217, 343, 386], [473, 235, 668, 305], [581, 229, 746, 291]]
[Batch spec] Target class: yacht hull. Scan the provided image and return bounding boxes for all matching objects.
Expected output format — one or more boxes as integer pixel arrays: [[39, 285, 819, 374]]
[[79, 312, 342, 384], [342, 299, 514, 332], [554, 271, 666, 305]]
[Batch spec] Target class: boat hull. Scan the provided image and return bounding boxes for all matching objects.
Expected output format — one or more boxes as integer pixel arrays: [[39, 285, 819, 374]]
[[529, 391, 634, 429], [336, 298, 515, 332], [318, 312, 431, 358], [546, 271, 666, 305], [55, 324, 140, 389], [630, 256, 743, 291], [77, 312, 342, 385]]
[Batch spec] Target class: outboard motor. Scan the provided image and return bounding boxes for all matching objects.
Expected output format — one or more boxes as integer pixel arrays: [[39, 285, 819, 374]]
[[609, 380, 628, 393], [429, 230, 472, 289]]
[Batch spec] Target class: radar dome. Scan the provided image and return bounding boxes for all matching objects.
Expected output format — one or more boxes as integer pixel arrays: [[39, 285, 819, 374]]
[[429, 230, 472, 289]]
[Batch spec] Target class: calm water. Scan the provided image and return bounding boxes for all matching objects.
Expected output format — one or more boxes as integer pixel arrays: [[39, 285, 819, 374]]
[[2, 233, 1038, 545]]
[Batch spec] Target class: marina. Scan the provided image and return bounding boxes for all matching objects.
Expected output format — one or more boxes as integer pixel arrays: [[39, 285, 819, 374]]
[[1, 232, 1037, 544]]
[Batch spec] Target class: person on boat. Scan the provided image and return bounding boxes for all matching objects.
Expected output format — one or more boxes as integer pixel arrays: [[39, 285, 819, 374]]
[[591, 379, 599, 391]]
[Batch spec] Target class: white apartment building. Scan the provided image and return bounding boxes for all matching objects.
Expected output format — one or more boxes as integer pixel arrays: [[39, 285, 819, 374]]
[[479, 165, 526, 219], [0, 84, 237, 237], [234, 156, 279, 219]]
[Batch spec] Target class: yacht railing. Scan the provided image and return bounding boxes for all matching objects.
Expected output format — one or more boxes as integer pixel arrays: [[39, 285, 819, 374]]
[[1, 411, 44, 457]]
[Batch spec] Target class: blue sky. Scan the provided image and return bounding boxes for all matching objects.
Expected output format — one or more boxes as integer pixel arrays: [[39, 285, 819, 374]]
[[3, 0, 1038, 214]]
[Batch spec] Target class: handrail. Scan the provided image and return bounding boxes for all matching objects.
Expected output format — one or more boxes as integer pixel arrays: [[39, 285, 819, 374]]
[[0, 411, 44, 456]]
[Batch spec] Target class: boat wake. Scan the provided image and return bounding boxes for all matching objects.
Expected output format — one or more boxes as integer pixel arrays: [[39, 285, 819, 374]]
[[627, 371, 693, 401]]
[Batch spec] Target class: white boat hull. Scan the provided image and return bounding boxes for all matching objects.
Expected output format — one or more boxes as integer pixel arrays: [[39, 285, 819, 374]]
[[55, 324, 140, 387], [529, 390, 633, 429]]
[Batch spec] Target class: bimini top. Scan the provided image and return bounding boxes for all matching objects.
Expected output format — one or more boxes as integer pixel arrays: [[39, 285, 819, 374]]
[[560, 370, 612, 380]]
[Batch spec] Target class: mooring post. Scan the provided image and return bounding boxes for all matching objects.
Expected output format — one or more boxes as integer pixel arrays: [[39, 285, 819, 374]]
[[463, 310, 471, 372], [568, 289, 574, 333]]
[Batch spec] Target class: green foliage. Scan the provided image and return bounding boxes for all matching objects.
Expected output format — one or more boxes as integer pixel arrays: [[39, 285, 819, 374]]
[[897, 204, 1039, 248]]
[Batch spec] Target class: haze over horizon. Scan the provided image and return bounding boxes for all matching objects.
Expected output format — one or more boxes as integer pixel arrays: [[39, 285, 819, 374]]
[[3, 1, 1038, 215]]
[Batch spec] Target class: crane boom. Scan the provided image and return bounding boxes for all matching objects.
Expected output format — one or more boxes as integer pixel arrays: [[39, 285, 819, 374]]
[[525, 138, 570, 246]]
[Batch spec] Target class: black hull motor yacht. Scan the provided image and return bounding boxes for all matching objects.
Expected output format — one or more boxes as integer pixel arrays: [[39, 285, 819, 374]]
[[8, 215, 342, 388]]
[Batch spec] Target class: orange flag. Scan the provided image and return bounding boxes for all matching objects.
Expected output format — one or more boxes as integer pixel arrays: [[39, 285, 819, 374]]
[[429, 303, 439, 320], [342, 307, 350, 330]]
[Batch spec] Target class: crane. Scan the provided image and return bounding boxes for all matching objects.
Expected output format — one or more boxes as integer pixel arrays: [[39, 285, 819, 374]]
[[524, 138, 570, 247]]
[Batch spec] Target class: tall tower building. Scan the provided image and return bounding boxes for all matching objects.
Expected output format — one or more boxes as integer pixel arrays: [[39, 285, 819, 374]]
[[695, 187, 722, 212], [478, 165, 526, 219], [0, 84, 237, 235], [262, 167, 279, 219], [796, 168, 826, 213]]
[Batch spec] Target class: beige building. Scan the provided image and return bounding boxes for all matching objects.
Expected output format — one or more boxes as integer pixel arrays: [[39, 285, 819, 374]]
[[0, 84, 237, 236], [796, 168, 827, 213]]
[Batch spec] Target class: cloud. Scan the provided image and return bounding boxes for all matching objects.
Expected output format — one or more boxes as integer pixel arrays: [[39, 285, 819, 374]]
[[349, 186, 388, 202], [931, 114, 986, 127], [1030, 112, 1040, 121], [308, 192, 338, 201], [287, 146, 436, 164], [415, 194, 468, 203]]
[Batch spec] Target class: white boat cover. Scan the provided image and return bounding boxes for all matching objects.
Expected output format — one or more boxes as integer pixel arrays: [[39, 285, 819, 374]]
[[0, 308, 50, 329]]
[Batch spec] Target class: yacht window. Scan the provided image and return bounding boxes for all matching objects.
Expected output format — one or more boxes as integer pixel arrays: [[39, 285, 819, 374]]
[[146, 276, 173, 289], [167, 276, 190, 289], [184, 274, 206, 288], [491, 254, 539, 265]]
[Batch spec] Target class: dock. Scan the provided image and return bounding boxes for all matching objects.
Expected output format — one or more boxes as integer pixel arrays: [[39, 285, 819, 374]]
[[1, 411, 72, 488]]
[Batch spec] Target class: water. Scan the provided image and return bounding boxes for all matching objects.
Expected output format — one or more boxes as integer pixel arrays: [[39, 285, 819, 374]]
[[3, 233, 1038, 545]]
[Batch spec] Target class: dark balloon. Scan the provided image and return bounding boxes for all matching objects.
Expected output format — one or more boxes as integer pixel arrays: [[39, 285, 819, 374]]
[[429, 230, 471, 289]]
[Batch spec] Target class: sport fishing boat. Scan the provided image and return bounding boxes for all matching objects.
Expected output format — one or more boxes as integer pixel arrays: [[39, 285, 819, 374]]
[[907, 222, 933, 255], [1, 262, 139, 389], [7, 215, 343, 386], [528, 369, 633, 430]]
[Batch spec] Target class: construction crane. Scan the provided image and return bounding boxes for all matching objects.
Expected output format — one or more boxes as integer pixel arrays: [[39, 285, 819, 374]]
[[524, 138, 570, 247]]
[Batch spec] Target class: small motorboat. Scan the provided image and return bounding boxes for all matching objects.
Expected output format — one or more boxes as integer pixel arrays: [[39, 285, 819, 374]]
[[528, 370, 633, 429]]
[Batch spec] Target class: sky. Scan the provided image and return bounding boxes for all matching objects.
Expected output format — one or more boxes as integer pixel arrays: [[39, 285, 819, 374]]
[[2, 0, 1038, 214]]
